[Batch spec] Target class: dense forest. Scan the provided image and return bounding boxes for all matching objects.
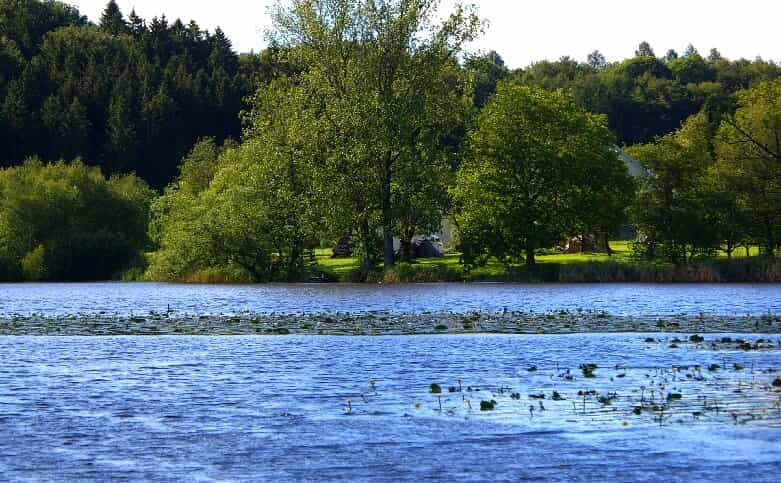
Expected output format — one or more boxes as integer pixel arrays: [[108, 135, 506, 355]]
[[0, 0, 292, 187], [1, 0, 779, 282]]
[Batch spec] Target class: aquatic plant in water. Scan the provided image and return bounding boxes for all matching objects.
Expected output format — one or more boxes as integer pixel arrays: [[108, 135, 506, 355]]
[[480, 400, 496, 411], [580, 363, 598, 378]]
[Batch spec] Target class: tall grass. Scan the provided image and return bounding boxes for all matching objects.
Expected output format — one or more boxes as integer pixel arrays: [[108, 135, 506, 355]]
[[555, 258, 781, 283]]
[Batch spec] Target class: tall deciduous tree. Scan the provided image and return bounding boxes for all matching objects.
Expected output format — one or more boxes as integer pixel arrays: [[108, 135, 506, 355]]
[[715, 79, 781, 255], [635, 41, 655, 57], [269, 0, 480, 272], [628, 112, 718, 263], [453, 84, 632, 267]]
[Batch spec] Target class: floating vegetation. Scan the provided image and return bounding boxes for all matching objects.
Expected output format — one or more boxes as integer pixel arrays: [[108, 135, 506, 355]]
[[2, 310, 781, 336], [330, 339, 780, 431], [597, 392, 618, 405], [480, 400, 496, 411], [580, 363, 598, 378]]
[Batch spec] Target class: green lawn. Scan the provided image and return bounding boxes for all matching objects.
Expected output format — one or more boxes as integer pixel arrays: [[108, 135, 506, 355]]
[[314, 240, 764, 281]]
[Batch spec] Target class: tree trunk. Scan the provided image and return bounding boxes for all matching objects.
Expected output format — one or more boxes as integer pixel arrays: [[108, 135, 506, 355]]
[[360, 216, 372, 274], [399, 233, 413, 262], [603, 233, 613, 256], [525, 242, 536, 267], [380, 160, 394, 269], [288, 240, 302, 280], [764, 218, 775, 257], [383, 226, 395, 269]]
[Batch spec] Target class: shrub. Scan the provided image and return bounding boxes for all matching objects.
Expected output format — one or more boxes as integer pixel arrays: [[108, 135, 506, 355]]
[[480, 400, 496, 411], [20, 245, 46, 281], [0, 159, 153, 281]]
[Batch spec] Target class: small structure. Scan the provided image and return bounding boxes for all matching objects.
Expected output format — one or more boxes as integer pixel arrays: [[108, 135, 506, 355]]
[[412, 238, 444, 258], [332, 232, 353, 258]]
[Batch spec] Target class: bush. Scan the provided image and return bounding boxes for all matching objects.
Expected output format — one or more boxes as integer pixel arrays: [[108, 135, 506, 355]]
[[380, 262, 463, 283], [20, 245, 46, 281], [0, 159, 154, 281]]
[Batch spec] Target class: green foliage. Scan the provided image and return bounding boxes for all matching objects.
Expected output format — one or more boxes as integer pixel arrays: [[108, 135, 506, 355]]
[[629, 112, 720, 263], [0, 159, 153, 280], [0, 0, 267, 187], [20, 244, 46, 281], [629, 79, 781, 262], [453, 84, 633, 267], [715, 79, 781, 256], [480, 400, 496, 411], [379, 262, 463, 283], [269, 0, 480, 271], [148, 81, 328, 282], [511, 48, 779, 146]]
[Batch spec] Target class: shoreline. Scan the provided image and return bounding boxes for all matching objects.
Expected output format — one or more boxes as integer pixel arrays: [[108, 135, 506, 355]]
[[1, 311, 780, 336]]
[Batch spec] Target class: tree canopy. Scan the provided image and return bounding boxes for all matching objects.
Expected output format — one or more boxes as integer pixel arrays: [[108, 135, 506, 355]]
[[453, 84, 633, 267], [0, 159, 153, 280]]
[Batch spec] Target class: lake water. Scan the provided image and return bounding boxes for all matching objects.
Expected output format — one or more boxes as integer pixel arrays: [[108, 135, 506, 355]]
[[2, 282, 781, 316], [1, 334, 780, 481]]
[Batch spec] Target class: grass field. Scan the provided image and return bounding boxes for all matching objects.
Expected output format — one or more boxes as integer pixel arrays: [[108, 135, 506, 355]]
[[314, 241, 771, 283], [317, 241, 636, 276]]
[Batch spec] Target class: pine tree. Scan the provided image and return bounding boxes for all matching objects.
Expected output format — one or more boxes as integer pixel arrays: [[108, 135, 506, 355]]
[[209, 27, 238, 73], [99, 1, 129, 35], [128, 9, 146, 37], [106, 74, 138, 171]]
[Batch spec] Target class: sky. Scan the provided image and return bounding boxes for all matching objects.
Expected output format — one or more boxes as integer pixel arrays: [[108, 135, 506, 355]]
[[72, 0, 780, 68]]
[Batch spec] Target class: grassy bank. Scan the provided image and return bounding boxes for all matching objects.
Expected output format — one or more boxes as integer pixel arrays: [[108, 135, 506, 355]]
[[315, 243, 781, 283]]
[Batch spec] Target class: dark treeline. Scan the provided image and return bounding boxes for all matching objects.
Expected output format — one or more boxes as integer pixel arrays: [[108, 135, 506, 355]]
[[1, 0, 780, 282], [0, 0, 290, 187], [501, 43, 780, 145]]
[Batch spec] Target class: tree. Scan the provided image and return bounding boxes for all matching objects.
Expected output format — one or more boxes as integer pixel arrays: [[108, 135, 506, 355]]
[[127, 8, 145, 37], [149, 81, 328, 282], [635, 41, 655, 57], [464, 50, 509, 109], [99, 0, 128, 35], [664, 49, 679, 62], [269, 0, 480, 272], [453, 84, 632, 267], [715, 79, 781, 255], [0, 159, 153, 280], [708, 48, 723, 63], [587, 50, 607, 70], [628, 112, 718, 263], [0, 0, 87, 57]]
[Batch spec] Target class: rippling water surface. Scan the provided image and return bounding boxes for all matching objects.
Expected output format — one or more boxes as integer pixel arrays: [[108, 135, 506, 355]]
[[2, 282, 781, 316], [1, 334, 781, 481]]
